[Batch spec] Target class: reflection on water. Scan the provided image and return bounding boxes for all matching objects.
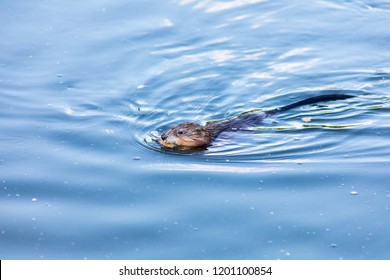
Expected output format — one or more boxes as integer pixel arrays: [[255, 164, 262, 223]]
[[1, 0, 390, 259], [183, 0, 267, 13]]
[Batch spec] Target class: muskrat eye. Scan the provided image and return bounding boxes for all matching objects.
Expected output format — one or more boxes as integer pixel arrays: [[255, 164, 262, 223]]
[[177, 131, 184, 135]]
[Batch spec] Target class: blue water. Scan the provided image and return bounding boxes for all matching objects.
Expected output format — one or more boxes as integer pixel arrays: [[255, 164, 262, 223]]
[[1, 0, 390, 259]]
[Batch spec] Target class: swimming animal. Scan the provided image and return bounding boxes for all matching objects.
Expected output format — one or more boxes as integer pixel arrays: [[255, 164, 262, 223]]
[[158, 94, 353, 150]]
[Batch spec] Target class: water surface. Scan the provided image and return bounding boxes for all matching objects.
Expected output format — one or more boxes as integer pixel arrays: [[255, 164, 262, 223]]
[[1, 0, 390, 259]]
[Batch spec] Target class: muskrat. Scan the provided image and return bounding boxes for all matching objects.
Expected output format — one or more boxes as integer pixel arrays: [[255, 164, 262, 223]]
[[158, 94, 353, 150]]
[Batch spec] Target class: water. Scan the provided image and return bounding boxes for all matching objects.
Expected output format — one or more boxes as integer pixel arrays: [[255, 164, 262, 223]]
[[1, 0, 390, 259]]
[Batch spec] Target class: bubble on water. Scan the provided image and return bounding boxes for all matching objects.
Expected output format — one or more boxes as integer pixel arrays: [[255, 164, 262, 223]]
[[350, 191, 358, 195]]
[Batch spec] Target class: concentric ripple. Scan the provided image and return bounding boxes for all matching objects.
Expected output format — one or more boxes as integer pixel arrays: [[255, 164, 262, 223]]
[[128, 86, 388, 162]]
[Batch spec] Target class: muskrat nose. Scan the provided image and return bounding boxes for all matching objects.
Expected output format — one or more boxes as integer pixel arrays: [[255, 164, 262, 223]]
[[161, 134, 167, 141]]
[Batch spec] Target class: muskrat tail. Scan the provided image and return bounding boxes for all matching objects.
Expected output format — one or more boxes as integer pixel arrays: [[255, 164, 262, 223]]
[[267, 93, 354, 115]]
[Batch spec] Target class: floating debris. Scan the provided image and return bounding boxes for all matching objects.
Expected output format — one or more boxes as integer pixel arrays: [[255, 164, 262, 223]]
[[302, 117, 312, 122]]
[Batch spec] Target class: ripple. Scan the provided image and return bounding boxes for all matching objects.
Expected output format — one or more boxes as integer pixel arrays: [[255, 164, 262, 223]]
[[108, 0, 390, 164], [129, 85, 386, 162]]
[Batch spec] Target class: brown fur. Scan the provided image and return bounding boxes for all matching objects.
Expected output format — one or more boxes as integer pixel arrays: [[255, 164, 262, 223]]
[[159, 122, 212, 149]]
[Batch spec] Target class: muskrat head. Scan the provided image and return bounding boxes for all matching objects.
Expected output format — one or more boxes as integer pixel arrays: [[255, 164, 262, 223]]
[[158, 122, 212, 149]]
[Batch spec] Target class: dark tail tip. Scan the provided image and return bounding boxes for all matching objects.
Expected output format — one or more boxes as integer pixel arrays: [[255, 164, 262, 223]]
[[274, 93, 354, 114], [324, 93, 355, 100]]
